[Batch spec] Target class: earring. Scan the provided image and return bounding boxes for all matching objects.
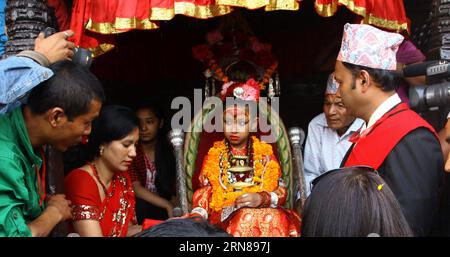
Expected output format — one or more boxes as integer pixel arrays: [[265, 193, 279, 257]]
[[99, 147, 104, 156]]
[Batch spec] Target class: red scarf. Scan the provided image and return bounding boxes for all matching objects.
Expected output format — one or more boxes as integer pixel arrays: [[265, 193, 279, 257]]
[[344, 103, 438, 170]]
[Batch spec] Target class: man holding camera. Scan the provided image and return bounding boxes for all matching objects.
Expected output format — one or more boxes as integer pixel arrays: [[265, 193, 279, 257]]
[[335, 23, 444, 236], [0, 30, 105, 236]]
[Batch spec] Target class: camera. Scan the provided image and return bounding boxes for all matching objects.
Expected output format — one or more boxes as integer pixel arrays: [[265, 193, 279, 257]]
[[43, 27, 93, 69], [407, 60, 450, 112]]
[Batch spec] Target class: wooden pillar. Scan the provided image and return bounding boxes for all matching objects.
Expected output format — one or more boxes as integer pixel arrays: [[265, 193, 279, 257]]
[[4, 0, 55, 56]]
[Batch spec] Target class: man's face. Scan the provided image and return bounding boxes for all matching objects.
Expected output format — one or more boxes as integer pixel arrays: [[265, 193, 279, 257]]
[[51, 99, 102, 151], [323, 94, 355, 130], [334, 61, 361, 118]]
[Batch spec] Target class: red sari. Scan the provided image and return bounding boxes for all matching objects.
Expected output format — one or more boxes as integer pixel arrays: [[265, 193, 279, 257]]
[[65, 168, 137, 237]]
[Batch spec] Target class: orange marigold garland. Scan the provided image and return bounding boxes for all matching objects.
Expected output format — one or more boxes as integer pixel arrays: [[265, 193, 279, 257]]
[[202, 136, 280, 212]]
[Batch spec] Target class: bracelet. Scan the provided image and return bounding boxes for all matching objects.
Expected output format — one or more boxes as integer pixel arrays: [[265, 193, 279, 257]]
[[191, 207, 208, 220], [258, 191, 271, 208]]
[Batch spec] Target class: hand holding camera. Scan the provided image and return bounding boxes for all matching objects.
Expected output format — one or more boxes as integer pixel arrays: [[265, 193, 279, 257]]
[[35, 27, 93, 68], [34, 28, 75, 63]]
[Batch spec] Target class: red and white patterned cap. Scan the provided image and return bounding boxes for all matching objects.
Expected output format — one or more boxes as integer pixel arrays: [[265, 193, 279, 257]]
[[337, 23, 404, 71], [325, 72, 339, 95]]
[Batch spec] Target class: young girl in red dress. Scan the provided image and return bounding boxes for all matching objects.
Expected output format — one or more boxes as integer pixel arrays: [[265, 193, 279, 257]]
[[189, 78, 301, 237]]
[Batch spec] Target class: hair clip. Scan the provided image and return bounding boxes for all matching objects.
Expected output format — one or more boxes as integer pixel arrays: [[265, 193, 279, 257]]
[[377, 183, 384, 191]]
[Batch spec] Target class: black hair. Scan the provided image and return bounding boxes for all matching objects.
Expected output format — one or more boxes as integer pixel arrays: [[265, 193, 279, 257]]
[[342, 62, 399, 92], [134, 217, 231, 237], [134, 101, 176, 199], [302, 166, 413, 237], [27, 60, 105, 120], [86, 105, 139, 160]]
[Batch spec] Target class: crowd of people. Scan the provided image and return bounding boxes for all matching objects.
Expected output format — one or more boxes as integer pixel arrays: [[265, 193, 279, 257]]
[[0, 22, 449, 238]]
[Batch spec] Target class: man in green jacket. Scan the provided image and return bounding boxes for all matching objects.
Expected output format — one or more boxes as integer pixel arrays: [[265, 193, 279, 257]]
[[0, 60, 104, 236]]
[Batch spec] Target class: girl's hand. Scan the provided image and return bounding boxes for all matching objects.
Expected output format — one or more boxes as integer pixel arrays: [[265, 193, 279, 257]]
[[235, 193, 262, 208]]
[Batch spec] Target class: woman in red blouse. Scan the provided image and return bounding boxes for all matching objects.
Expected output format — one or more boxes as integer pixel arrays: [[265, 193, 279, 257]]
[[65, 105, 142, 237]]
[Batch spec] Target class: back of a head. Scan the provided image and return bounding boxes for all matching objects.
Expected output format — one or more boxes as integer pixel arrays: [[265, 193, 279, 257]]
[[302, 166, 413, 237], [134, 217, 231, 237], [27, 60, 105, 120]]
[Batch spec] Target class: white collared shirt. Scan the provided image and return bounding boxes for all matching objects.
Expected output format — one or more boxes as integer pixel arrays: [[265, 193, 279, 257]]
[[303, 113, 364, 196], [360, 93, 401, 133]]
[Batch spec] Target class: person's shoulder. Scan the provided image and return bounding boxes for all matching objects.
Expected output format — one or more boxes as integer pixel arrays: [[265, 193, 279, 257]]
[[405, 127, 440, 142], [348, 118, 364, 132], [0, 135, 25, 170], [353, 118, 365, 126], [0, 111, 15, 137], [65, 166, 94, 184], [309, 113, 327, 128]]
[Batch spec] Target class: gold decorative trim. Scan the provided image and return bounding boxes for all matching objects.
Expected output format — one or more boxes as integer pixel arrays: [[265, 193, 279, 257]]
[[315, 0, 408, 33], [86, 17, 159, 34], [365, 14, 409, 34], [265, 0, 300, 11], [217, 0, 269, 10], [337, 0, 365, 16], [314, 1, 338, 16], [88, 43, 115, 58], [150, 3, 233, 20]]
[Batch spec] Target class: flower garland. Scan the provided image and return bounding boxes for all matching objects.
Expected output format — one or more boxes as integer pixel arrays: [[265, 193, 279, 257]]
[[202, 136, 280, 212]]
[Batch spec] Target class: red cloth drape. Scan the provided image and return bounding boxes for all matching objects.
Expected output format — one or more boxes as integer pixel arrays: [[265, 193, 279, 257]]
[[47, 0, 70, 31], [315, 0, 409, 33], [69, 0, 408, 57], [69, 0, 301, 56]]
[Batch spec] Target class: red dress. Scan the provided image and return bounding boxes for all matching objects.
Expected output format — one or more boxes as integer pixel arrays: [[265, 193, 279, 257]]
[[192, 137, 301, 237], [65, 168, 137, 237]]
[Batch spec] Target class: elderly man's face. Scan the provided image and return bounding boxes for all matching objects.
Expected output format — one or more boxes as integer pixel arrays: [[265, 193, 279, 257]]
[[323, 94, 355, 130]]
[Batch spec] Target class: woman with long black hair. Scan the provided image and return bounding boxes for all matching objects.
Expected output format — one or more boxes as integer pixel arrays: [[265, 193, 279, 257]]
[[129, 102, 177, 222]]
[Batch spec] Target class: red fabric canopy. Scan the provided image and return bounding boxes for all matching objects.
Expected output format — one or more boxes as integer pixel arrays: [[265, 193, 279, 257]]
[[70, 0, 301, 56], [315, 0, 409, 33], [69, 0, 408, 57]]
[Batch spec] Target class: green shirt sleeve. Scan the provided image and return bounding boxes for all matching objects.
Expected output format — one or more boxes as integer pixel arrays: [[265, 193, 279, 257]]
[[0, 206, 32, 237], [0, 156, 33, 237]]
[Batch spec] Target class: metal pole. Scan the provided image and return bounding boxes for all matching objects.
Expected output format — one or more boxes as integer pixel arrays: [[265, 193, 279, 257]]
[[288, 127, 306, 213], [169, 128, 189, 214]]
